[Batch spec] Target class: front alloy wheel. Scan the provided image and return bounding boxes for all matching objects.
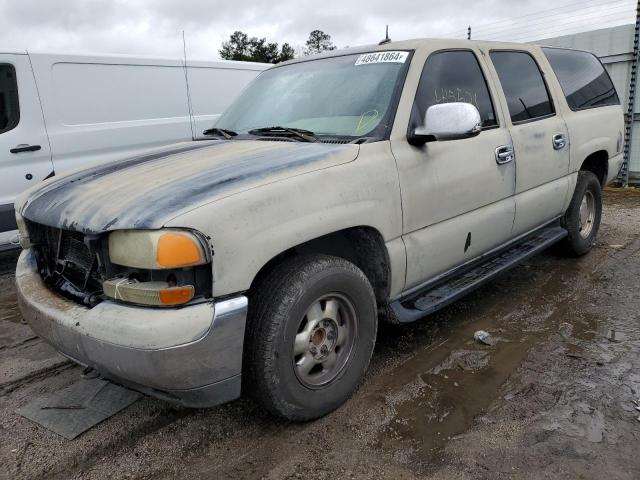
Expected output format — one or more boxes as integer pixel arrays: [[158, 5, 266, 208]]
[[293, 294, 357, 388], [244, 254, 377, 421]]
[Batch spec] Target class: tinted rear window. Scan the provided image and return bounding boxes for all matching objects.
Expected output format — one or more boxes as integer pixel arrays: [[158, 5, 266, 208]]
[[543, 47, 619, 111], [490, 51, 554, 123]]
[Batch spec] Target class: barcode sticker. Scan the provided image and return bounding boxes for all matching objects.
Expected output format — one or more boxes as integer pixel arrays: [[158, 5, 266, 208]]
[[355, 51, 409, 66]]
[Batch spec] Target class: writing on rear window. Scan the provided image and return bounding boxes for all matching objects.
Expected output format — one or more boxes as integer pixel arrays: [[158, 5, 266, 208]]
[[355, 51, 409, 66]]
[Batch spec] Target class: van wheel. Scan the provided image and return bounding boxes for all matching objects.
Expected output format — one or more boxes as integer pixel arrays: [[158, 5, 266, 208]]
[[561, 171, 602, 256], [244, 254, 377, 421]]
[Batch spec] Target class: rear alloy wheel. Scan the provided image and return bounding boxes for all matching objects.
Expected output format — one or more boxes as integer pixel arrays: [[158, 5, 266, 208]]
[[244, 254, 377, 421], [561, 170, 602, 256], [578, 190, 597, 239]]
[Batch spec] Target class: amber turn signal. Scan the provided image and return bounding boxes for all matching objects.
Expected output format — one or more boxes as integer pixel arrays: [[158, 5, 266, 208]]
[[103, 279, 194, 306], [156, 232, 204, 268], [159, 286, 195, 306]]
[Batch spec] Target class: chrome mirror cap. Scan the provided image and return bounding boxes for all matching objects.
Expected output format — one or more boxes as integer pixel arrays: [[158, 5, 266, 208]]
[[413, 102, 482, 143]]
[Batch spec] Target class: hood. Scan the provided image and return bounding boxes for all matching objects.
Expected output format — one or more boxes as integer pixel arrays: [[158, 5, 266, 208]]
[[20, 140, 359, 233]]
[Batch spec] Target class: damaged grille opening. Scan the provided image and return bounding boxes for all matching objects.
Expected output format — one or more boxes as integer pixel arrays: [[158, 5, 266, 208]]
[[28, 223, 106, 307], [26, 221, 213, 309]]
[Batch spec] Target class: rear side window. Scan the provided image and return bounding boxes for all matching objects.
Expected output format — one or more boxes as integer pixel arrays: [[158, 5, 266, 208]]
[[414, 50, 498, 128], [542, 47, 619, 110], [0, 64, 19, 134], [490, 51, 554, 123]]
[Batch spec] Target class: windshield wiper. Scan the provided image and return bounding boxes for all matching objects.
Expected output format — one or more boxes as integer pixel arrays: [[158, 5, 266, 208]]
[[202, 127, 238, 139], [248, 126, 318, 143]]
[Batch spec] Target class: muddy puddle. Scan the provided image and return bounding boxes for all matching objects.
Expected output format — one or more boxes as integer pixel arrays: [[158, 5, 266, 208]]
[[367, 253, 604, 467], [371, 326, 562, 463]]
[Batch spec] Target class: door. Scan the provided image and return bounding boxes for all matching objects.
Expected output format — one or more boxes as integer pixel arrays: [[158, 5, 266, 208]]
[[488, 50, 570, 236], [0, 53, 53, 239], [391, 49, 516, 290]]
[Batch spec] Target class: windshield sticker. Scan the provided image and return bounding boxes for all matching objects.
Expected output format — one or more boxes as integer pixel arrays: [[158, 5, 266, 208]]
[[355, 51, 409, 66], [356, 110, 380, 133]]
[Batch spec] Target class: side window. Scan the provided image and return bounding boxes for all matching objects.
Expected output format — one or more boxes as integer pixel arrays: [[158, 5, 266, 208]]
[[0, 64, 19, 134], [490, 51, 554, 123], [542, 47, 619, 110], [415, 50, 498, 128]]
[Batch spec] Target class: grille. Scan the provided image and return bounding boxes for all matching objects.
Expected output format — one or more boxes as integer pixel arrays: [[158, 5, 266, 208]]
[[28, 222, 104, 306], [60, 232, 94, 273]]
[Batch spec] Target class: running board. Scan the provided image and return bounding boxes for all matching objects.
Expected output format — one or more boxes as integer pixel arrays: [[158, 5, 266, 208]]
[[390, 226, 568, 323]]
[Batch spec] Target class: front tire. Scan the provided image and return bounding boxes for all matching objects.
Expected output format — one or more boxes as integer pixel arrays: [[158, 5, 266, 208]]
[[244, 254, 377, 421], [561, 171, 602, 256]]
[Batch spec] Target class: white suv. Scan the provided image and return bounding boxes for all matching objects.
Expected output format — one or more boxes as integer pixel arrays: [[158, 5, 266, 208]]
[[14, 39, 624, 421]]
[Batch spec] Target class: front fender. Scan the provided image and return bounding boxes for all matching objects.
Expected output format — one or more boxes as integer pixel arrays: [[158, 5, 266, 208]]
[[165, 142, 404, 298]]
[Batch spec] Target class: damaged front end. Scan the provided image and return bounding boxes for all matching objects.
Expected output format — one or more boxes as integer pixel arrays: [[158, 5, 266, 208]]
[[29, 224, 105, 307], [25, 221, 213, 309], [14, 219, 247, 408]]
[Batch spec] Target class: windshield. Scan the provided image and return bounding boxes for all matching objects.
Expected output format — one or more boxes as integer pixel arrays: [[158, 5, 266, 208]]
[[215, 51, 411, 139]]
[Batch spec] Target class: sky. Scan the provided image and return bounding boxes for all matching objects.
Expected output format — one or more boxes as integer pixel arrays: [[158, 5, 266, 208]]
[[0, 0, 636, 60]]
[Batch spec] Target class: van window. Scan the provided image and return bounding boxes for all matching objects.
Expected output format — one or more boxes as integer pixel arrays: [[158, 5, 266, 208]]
[[542, 47, 619, 110], [0, 64, 19, 134], [414, 50, 497, 128], [490, 51, 554, 123]]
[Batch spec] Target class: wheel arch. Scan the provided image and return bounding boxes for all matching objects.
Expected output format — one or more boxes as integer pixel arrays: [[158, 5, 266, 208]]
[[248, 226, 392, 306], [580, 150, 608, 187]]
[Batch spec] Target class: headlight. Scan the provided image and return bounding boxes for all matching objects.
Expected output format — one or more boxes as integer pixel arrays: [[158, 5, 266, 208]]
[[105, 229, 210, 307], [108, 229, 208, 269]]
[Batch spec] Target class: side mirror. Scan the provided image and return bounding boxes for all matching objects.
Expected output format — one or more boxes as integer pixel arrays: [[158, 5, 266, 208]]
[[408, 102, 482, 146]]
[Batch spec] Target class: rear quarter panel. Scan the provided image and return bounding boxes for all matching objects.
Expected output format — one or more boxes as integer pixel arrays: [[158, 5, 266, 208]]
[[532, 47, 624, 187], [562, 105, 624, 184]]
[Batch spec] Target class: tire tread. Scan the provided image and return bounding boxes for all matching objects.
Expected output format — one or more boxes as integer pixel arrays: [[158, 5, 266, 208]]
[[243, 254, 376, 420], [560, 170, 602, 257]]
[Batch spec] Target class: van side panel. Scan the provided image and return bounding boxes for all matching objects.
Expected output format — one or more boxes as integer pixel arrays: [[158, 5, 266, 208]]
[[27, 53, 265, 176], [0, 52, 54, 243], [187, 64, 268, 138]]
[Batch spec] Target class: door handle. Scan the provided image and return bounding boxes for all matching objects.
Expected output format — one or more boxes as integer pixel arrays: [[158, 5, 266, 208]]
[[10, 144, 41, 154], [552, 134, 567, 150], [495, 145, 515, 165]]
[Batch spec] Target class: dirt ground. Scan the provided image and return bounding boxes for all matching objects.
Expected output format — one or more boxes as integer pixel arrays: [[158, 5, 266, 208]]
[[0, 188, 639, 480]]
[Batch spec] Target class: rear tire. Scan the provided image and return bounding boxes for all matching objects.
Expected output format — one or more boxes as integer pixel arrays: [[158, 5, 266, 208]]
[[244, 254, 377, 421], [561, 171, 602, 256]]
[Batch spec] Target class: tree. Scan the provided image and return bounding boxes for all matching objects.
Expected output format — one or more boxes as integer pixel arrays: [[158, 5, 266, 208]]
[[219, 31, 251, 61], [248, 37, 280, 63], [304, 30, 336, 55], [278, 43, 295, 63], [219, 31, 295, 64]]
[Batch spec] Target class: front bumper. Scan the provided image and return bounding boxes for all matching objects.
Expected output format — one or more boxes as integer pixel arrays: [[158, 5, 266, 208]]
[[15, 249, 248, 407]]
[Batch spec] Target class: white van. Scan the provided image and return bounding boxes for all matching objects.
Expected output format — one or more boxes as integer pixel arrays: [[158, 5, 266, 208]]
[[0, 50, 268, 249]]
